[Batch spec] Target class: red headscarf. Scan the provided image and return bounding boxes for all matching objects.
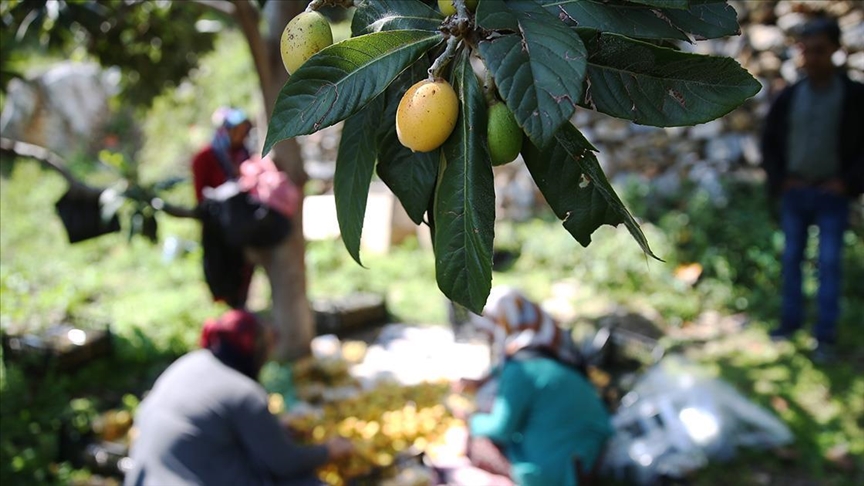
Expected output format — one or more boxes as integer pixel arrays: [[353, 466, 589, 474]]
[[200, 309, 260, 357]]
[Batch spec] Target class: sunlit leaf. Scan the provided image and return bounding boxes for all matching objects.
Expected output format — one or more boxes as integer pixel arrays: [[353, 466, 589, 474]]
[[523, 123, 659, 259], [351, 0, 443, 36], [477, 0, 587, 147], [434, 49, 495, 313], [334, 95, 385, 266], [629, 0, 689, 9], [539, 0, 690, 41], [580, 32, 761, 126], [663, 0, 740, 39], [264, 30, 443, 154]]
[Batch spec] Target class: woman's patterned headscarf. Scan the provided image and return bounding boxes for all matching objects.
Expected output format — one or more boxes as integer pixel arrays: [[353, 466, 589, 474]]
[[471, 286, 582, 369], [211, 108, 251, 179]]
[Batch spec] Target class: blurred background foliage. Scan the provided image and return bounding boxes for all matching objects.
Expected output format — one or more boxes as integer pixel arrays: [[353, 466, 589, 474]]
[[1, 0, 219, 105], [3, 148, 862, 484], [1, 2, 862, 485]]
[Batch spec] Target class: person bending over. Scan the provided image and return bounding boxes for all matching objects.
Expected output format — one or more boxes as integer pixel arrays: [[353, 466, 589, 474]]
[[460, 287, 613, 486], [125, 310, 353, 486]]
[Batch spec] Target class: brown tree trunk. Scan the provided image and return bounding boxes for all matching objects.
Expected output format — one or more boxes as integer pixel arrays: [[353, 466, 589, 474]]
[[236, 0, 313, 361]]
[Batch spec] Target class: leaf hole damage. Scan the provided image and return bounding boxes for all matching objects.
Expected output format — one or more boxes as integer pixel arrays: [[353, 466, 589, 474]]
[[312, 82, 339, 131], [583, 78, 596, 110], [668, 88, 686, 108], [553, 94, 573, 105], [556, 7, 577, 26]]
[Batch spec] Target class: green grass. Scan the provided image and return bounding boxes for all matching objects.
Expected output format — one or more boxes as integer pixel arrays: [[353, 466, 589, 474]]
[[3, 154, 864, 485], [0, 155, 220, 485], [5, 118, 864, 485]]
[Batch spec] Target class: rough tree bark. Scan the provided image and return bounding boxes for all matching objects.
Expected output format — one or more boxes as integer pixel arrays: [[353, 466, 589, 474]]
[[233, 0, 313, 361]]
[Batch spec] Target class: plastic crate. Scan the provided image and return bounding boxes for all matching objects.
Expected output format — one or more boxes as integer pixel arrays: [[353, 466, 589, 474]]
[[312, 293, 388, 336], [1, 324, 113, 374]]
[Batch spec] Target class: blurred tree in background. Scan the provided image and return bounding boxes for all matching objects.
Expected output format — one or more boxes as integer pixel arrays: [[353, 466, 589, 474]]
[[1, 0, 314, 360], [1, 0, 217, 105]]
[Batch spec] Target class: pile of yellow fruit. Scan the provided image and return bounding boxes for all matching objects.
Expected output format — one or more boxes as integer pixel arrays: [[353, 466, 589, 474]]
[[93, 409, 134, 444], [284, 379, 463, 486]]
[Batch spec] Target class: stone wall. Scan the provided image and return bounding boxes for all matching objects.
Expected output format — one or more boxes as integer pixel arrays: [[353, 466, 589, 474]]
[[494, 0, 864, 216]]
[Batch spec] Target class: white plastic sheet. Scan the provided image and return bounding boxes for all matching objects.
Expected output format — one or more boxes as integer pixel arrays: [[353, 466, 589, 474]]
[[602, 354, 793, 485]]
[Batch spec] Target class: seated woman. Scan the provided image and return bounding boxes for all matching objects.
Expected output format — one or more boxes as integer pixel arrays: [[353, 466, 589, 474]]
[[461, 287, 613, 486], [125, 310, 353, 486]]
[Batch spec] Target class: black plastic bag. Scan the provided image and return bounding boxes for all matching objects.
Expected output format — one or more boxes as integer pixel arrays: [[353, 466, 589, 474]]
[[218, 191, 292, 248], [54, 189, 121, 244], [200, 216, 252, 309], [202, 181, 292, 249]]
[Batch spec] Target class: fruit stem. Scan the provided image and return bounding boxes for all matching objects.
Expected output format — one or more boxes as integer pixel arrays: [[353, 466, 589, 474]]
[[431, 0, 474, 78], [428, 35, 460, 80], [454, 0, 470, 19], [452, 0, 473, 38], [483, 68, 497, 104]]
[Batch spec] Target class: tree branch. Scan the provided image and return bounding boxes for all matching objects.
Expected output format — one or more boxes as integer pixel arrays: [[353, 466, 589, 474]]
[[0, 137, 101, 198], [190, 0, 236, 16], [0, 137, 199, 220], [233, 0, 273, 114], [150, 197, 199, 219]]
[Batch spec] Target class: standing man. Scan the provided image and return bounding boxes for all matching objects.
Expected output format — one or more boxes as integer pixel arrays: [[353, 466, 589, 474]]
[[761, 16, 864, 363]]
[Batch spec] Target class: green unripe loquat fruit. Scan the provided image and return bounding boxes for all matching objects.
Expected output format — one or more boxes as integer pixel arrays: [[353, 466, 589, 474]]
[[487, 101, 522, 166], [438, 0, 478, 16]]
